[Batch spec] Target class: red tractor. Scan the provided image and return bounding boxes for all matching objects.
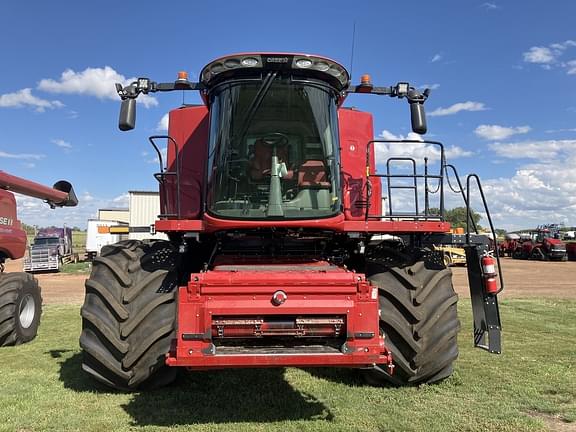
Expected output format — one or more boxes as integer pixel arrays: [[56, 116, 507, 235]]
[[0, 171, 77, 346], [498, 233, 520, 257], [79, 53, 503, 390], [513, 225, 567, 261]]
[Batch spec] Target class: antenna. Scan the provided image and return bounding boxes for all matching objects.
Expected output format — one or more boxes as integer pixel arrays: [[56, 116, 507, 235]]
[[349, 21, 357, 81]]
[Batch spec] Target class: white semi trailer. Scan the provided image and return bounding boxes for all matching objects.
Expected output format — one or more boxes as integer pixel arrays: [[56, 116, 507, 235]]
[[85, 219, 128, 260]]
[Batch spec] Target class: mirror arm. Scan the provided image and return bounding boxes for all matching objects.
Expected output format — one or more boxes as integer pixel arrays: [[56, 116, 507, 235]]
[[115, 79, 204, 131]]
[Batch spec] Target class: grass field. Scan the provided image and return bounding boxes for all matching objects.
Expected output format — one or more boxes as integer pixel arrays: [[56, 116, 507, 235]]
[[0, 300, 574, 432], [60, 261, 91, 274]]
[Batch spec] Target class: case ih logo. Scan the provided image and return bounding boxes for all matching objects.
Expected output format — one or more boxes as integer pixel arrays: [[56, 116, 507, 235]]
[[266, 57, 289, 63], [0, 217, 13, 226]]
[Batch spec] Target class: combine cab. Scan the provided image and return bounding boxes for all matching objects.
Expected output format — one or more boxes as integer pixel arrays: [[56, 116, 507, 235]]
[[0, 171, 77, 346], [79, 53, 503, 390]]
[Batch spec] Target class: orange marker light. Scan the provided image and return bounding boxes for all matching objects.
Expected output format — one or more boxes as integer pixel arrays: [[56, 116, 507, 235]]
[[360, 74, 372, 85], [177, 71, 189, 81]]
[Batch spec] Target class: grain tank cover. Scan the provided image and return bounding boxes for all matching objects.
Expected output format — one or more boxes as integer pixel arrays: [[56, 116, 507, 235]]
[[200, 53, 350, 91]]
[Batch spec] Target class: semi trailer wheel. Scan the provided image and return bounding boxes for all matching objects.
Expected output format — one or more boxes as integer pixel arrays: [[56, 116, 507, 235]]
[[364, 255, 460, 386], [80, 240, 178, 391], [0, 272, 42, 347]]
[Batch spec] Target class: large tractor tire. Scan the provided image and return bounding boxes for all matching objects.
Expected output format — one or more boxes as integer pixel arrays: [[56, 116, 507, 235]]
[[80, 240, 178, 391], [0, 272, 42, 347], [364, 254, 460, 386]]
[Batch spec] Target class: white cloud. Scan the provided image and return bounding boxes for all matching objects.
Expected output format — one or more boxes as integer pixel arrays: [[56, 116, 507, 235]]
[[82, 192, 94, 202], [379, 130, 423, 142], [38, 66, 158, 108], [429, 101, 487, 117], [14, 191, 131, 229], [431, 54, 442, 63], [51, 138, 72, 150], [376, 130, 473, 164], [481, 160, 576, 230], [0, 88, 63, 112], [0, 151, 45, 160], [157, 113, 169, 131], [488, 139, 576, 161], [474, 124, 531, 141], [545, 128, 576, 133], [522, 40, 576, 74], [481, 2, 499, 9], [523, 47, 555, 64]]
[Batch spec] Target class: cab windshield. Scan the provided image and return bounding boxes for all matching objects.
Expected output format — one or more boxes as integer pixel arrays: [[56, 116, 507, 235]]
[[206, 77, 341, 219], [34, 238, 59, 246]]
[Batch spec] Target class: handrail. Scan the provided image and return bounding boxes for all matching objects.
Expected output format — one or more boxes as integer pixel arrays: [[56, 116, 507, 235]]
[[444, 164, 479, 233], [149, 135, 181, 219], [466, 174, 505, 294], [365, 139, 445, 220]]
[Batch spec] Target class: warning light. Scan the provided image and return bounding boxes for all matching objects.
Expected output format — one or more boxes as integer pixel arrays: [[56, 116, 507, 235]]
[[357, 74, 373, 93], [176, 71, 189, 82], [360, 74, 372, 86]]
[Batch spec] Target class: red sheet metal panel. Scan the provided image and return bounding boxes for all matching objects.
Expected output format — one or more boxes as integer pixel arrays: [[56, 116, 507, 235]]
[[338, 108, 381, 220], [164, 106, 209, 219], [0, 189, 26, 260], [166, 264, 392, 369]]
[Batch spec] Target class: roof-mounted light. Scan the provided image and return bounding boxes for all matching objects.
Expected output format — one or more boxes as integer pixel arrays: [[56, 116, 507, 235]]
[[241, 57, 259, 67], [201, 55, 263, 83], [200, 53, 349, 89], [295, 58, 313, 68], [292, 55, 349, 88]]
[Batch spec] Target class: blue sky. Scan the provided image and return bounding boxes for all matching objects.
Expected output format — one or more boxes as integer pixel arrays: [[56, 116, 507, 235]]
[[1, 0, 575, 230]]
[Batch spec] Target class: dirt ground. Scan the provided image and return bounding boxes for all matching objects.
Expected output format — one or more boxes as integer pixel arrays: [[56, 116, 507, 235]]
[[3, 256, 576, 304]]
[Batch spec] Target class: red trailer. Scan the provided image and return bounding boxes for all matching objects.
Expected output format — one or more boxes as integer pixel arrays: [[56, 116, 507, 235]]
[[565, 243, 576, 261], [79, 53, 503, 390], [0, 171, 77, 346]]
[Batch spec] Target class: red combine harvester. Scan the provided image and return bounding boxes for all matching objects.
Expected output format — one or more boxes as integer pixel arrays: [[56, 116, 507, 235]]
[[512, 225, 567, 261], [79, 53, 503, 390], [0, 171, 77, 346]]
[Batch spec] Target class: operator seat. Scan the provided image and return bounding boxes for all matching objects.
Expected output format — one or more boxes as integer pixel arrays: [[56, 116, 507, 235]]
[[248, 139, 294, 181], [298, 160, 330, 188]]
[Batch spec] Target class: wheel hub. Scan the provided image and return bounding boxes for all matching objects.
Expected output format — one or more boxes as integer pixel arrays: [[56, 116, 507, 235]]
[[19, 294, 36, 329]]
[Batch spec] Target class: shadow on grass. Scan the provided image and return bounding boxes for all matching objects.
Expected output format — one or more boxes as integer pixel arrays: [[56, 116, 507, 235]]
[[54, 352, 333, 425], [303, 367, 394, 388], [303, 367, 368, 386]]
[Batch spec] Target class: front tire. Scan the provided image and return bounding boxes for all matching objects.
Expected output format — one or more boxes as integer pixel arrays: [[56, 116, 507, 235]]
[[79, 240, 178, 391], [0, 272, 42, 347], [364, 253, 460, 386]]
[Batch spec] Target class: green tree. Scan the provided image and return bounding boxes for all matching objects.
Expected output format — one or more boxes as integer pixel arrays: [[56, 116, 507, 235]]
[[21, 223, 38, 236], [429, 207, 482, 230], [495, 228, 507, 238]]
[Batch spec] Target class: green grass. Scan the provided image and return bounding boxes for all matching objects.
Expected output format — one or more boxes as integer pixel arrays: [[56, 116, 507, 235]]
[[71, 231, 86, 254], [0, 300, 574, 432], [61, 261, 91, 274]]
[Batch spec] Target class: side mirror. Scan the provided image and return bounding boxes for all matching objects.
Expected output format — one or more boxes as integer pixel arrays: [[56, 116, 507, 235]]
[[119, 98, 136, 131], [410, 102, 427, 134]]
